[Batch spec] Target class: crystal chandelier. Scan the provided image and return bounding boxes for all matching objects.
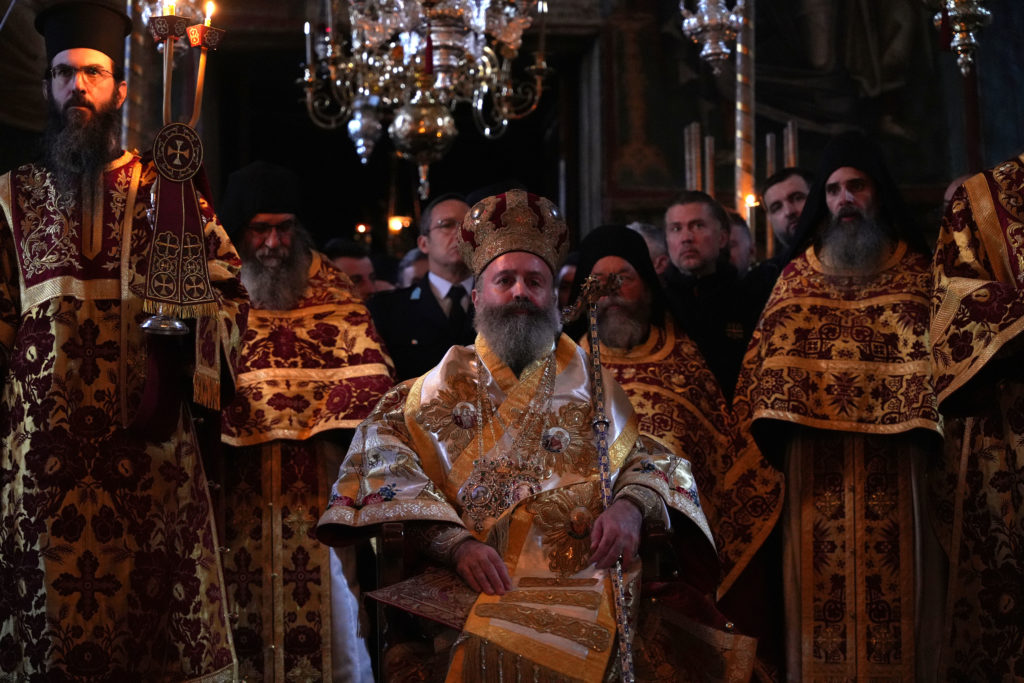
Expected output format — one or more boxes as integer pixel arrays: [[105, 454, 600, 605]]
[[679, 0, 744, 74], [301, 0, 551, 197]]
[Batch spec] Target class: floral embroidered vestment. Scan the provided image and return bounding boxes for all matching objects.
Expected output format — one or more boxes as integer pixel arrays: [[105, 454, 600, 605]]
[[219, 252, 394, 682], [733, 242, 941, 681], [0, 156, 247, 680], [930, 155, 1024, 681]]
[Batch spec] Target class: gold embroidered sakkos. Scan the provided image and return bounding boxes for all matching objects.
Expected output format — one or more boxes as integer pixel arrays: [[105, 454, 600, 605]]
[[317, 332, 717, 682]]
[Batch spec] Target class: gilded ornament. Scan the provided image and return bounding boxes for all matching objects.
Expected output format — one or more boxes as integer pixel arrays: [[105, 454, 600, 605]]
[[500, 588, 602, 610], [475, 603, 612, 652], [528, 483, 604, 576]]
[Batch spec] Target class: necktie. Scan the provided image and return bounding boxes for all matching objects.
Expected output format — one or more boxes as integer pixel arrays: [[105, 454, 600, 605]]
[[447, 284, 467, 333]]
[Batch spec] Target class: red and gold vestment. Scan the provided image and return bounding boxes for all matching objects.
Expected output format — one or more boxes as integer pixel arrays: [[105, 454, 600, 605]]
[[0, 155, 247, 680], [219, 252, 394, 681], [930, 154, 1024, 681], [317, 333, 718, 681], [733, 242, 941, 681], [583, 317, 783, 598]]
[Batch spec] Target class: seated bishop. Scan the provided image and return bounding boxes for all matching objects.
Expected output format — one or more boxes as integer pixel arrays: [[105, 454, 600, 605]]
[[317, 191, 722, 682]]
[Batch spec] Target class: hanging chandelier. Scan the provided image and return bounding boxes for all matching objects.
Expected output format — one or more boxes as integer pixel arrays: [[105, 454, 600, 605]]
[[679, 0, 744, 74], [933, 0, 991, 76], [300, 0, 551, 197]]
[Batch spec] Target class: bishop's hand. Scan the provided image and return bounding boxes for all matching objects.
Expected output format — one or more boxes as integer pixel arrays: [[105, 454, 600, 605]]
[[589, 498, 642, 569]]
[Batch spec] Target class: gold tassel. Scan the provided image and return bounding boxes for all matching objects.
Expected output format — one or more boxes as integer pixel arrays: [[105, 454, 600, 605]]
[[456, 635, 581, 683], [193, 370, 220, 410], [143, 298, 219, 319]]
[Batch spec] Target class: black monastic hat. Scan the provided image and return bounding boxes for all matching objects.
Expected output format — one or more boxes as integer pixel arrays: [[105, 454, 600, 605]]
[[218, 161, 303, 240], [35, 1, 133, 67], [565, 224, 669, 339]]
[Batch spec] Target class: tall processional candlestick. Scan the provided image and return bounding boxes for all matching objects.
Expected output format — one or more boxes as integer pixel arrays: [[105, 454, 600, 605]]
[[141, 1, 225, 335], [131, 2, 226, 438]]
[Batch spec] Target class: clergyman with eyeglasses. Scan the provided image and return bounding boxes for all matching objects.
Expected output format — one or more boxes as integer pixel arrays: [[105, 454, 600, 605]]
[[369, 192, 477, 380], [0, 1, 251, 678]]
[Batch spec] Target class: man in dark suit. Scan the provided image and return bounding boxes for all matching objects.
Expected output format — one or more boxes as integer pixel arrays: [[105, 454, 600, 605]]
[[370, 193, 475, 380]]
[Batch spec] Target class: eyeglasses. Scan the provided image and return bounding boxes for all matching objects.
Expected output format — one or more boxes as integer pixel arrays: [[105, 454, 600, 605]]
[[248, 219, 296, 235], [49, 64, 114, 86], [429, 218, 460, 233]]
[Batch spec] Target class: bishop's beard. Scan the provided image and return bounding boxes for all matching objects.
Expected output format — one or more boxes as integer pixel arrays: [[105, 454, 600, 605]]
[[43, 90, 122, 196], [475, 297, 561, 376], [238, 225, 314, 310]]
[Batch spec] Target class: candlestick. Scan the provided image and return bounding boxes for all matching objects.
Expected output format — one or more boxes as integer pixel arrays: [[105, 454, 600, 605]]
[[304, 21, 312, 64], [537, 0, 548, 57], [162, 27, 173, 124], [703, 135, 714, 194], [745, 193, 758, 258], [784, 120, 798, 167]]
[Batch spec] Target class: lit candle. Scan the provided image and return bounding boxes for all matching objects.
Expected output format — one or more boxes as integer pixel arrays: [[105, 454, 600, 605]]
[[204, 1, 215, 26], [745, 193, 758, 257], [165, 1, 175, 16], [304, 21, 312, 64], [537, 0, 548, 57]]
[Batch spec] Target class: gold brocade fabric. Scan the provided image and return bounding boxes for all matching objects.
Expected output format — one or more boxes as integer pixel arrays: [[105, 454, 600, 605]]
[[733, 241, 941, 681], [585, 318, 783, 596], [783, 431, 922, 682], [0, 158, 247, 680], [317, 333, 718, 680], [218, 254, 393, 681], [221, 251, 395, 446], [220, 440, 338, 683], [733, 241, 940, 439], [929, 155, 1024, 680]]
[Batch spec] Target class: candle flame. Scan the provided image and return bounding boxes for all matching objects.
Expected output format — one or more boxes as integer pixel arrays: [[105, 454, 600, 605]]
[[304, 21, 310, 35], [744, 193, 758, 207], [388, 216, 410, 233], [165, 1, 175, 15], [205, 1, 216, 19]]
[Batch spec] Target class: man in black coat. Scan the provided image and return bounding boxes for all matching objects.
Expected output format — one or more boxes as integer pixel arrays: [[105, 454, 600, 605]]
[[369, 193, 475, 380], [663, 190, 760, 402]]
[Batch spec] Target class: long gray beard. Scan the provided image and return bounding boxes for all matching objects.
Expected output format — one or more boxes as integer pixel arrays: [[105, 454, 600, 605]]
[[819, 209, 893, 270], [239, 230, 314, 310], [597, 295, 651, 350], [475, 298, 561, 376], [42, 91, 122, 196]]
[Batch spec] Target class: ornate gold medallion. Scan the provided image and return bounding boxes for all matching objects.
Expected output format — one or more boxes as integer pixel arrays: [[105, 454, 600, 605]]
[[152, 123, 203, 181]]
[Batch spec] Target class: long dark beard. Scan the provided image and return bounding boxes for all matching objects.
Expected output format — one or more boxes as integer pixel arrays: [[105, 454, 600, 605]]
[[819, 208, 893, 270], [597, 292, 651, 350], [42, 90, 122, 196], [475, 298, 561, 376], [238, 225, 314, 310]]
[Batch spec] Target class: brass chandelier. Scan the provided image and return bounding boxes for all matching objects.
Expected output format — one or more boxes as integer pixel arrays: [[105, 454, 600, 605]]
[[300, 0, 551, 197]]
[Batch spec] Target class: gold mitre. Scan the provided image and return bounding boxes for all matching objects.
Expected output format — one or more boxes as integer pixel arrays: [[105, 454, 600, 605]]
[[458, 190, 570, 276]]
